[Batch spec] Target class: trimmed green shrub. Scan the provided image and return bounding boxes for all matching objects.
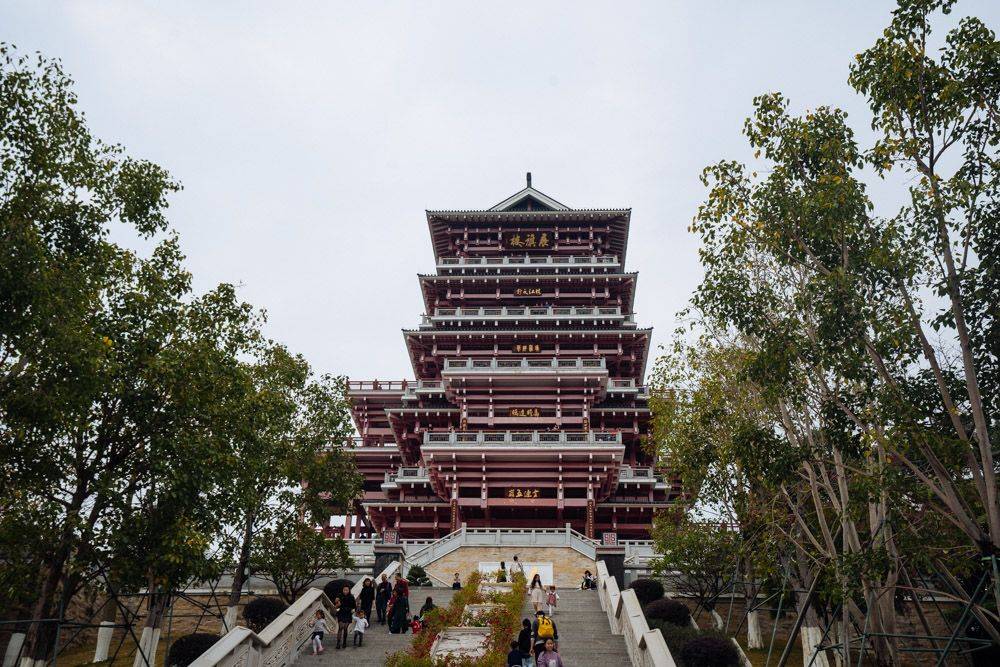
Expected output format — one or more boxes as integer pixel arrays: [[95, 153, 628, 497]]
[[644, 597, 691, 627], [166, 633, 220, 667], [629, 578, 665, 607], [323, 578, 355, 601], [677, 634, 740, 667], [242, 597, 288, 632], [657, 621, 700, 653], [407, 565, 431, 587]]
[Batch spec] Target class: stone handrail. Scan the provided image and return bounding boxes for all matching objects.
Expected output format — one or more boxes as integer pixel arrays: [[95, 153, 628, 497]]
[[351, 559, 401, 598], [595, 561, 675, 667], [190, 588, 336, 667], [404, 524, 599, 567]]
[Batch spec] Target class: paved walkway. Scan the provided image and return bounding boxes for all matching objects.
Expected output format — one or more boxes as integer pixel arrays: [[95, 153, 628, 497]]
[[294, 586, 626, 666], [530, 588, 629, 665], [294, 588, 457, 667]]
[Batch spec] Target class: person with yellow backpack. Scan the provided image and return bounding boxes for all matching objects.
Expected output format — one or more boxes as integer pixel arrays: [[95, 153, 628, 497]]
[[531, 609, 558, 661]]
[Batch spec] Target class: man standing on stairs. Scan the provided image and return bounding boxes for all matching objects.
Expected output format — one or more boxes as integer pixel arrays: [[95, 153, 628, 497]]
[[375, 574, 392, 625]]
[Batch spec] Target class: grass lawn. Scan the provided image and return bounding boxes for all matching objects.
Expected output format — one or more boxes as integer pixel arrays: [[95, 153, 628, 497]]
[[738, 638, 804, 667]]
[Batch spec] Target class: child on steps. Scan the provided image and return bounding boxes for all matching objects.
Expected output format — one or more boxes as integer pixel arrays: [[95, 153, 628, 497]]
[[351, 610, 369, 646], [310, 610, 328, 655], [546, 585, 559, 616]]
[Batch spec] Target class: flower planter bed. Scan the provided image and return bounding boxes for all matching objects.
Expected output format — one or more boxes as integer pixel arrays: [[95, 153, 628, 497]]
[[461, 603, 504, 626], [428, 626, 491, 662], [387, 571, 527, 667]]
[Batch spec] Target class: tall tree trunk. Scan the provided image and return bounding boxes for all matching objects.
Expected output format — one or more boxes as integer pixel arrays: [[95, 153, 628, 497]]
[[132, 586, 170, 667], [223, 511, 255, 634], [20, 550, 69, 667]]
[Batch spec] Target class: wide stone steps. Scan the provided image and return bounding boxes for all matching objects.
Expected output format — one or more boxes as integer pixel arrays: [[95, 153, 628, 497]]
[[293, 588, 457, 667], [526, 588, 629, 666], [292, 586, 627, 666]]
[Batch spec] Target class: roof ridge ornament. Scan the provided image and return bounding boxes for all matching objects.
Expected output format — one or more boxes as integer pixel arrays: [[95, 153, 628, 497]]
[[488, 173, 569, 212]]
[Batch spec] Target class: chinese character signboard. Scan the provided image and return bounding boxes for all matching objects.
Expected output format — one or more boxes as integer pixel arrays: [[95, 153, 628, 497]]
[[513, 343, 541, 353], [509, 407, 541, 418], [507, 488, 541, 499], [514, 288, 543, 296], [506, 232, 551, 248]]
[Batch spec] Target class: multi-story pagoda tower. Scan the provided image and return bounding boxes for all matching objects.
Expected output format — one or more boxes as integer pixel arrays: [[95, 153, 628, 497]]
[[344, 176, 680, 540]]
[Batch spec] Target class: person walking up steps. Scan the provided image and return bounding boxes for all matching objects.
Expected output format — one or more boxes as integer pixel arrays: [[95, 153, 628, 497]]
[[351, 610, 369, 647], [529, 574, 545, 612], [546, 585, 559, 616], [375, 574, 392, 624], [309, 610, 328, 655]]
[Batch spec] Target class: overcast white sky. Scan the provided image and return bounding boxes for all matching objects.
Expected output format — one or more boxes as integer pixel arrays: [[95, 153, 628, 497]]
[[5, 1, 999, 381]]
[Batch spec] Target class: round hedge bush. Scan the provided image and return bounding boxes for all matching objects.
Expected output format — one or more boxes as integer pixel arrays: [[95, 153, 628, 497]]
[[644, 597, 691, 627], [242, 597, 288, 632], [166, 633, 220, 667], [407, 565, 431, 587], [678, 635, 740, 667], [629, 578, 665, 607], [323, 578, 355, 601]]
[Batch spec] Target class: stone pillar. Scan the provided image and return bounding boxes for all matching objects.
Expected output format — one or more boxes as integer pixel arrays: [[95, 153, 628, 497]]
[[596, 545, 626, 590], [373, 544, 405, 577], [585, 485, 595, 539]]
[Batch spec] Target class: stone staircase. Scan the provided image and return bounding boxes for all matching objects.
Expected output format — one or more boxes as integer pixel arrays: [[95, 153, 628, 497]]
[[291, 586, 627, 666], [293, 588, 457, 667], [531, 588, 629, 665]]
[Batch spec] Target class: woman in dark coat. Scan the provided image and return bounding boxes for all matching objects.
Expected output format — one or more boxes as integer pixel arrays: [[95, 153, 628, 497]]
[[358, 577, 375, 621], [387, 578, 410, 634]]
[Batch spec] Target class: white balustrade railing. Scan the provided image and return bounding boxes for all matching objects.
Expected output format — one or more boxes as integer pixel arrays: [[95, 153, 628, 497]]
[[443, 357, 606, 372], [438, 254, 619, 268], [190, 588, 335, 667], [596, 561, 675, 667], [405, 524, 599, 567], [423, 430, 622, 447]]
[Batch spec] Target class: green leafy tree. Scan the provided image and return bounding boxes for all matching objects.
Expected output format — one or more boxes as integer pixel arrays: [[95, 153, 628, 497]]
[[653, 2, 1000, 664], [250, 514, 352, 604], [220, 350, 359, 630]]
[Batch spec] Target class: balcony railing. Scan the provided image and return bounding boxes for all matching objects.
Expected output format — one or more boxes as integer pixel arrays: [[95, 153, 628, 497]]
[[443, 357, 606, 372], [341, 437, 399, 449], [618, 465, 669, 489], [438, 255, 619, 268], [423, 305, 633, 326], [423, 430, 623, 447], [382, 466, 430, 487], [606, 379, 650, 395], [348, 380, 408, 392], [433, 305, 623, 318]]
